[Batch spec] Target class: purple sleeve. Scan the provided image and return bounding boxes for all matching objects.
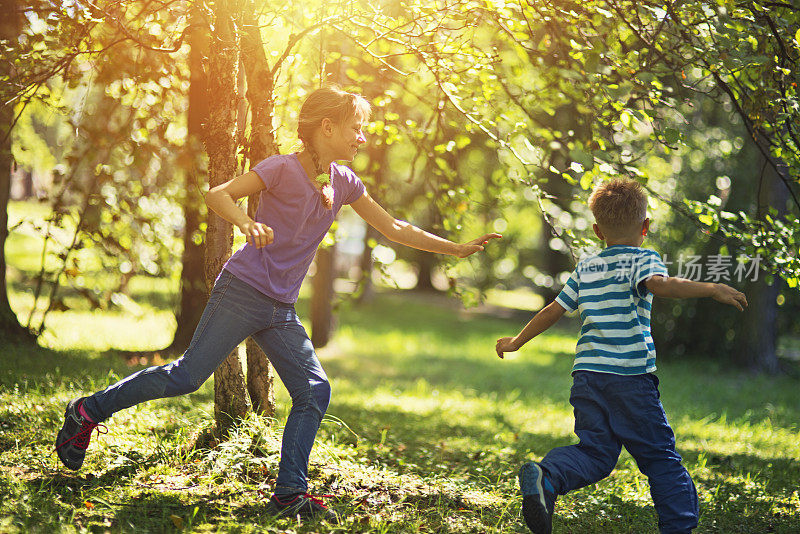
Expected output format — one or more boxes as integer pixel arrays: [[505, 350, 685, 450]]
[[336, 165, 366, 205], [251, 156, 285, 190]]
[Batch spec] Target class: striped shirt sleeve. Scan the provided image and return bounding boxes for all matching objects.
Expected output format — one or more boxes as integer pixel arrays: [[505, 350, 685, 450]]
[[555, 269, 579, 312], [633, 251, 668, 297]]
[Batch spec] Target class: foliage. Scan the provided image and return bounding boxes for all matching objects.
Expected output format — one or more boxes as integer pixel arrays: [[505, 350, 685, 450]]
[[5, 2, 194, 334], [4, 1, 799, 359], [338, 0, 800, 287]]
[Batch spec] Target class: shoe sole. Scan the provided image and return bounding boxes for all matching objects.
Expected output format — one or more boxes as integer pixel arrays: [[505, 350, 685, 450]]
[[519, 463, 552, 534], [522, 495, 552, 534], [55, 428, 80, 470], [268, 500, 338, 523], [55, 400, 82, 471], [269, 507, 338, 522]]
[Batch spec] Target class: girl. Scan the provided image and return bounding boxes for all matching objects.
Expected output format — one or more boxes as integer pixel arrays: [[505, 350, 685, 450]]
[[55, 85, 500, 521]]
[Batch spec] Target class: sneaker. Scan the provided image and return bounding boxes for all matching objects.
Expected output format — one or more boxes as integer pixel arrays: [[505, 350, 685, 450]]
[[268, 493, 338, 522], [55, 397, 106, 470], [519, 462, 556, 534]]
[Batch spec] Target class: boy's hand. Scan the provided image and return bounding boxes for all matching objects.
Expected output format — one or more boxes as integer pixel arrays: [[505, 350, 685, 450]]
[[495, 336, 519, 359], [456, 233, 502, 258], [712, 283, 748, 311]]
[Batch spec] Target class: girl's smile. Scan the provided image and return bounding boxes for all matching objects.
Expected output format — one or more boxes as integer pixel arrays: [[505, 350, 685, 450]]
[[332, 117, 366, 161]]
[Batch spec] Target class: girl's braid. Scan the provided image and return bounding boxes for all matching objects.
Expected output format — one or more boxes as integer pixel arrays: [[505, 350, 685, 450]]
[[299, 133, 334, 209], [301, 134, 326, 176]]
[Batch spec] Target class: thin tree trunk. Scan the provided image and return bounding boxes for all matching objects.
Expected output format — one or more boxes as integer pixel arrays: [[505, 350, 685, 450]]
[[168, 14, 210, 352], [358, 225, 379, 302], [20, 168, 33, 198], [732, 158, 786, 373], [243, 182, 274, 416], [0, 0, 34, 342], [357, 140, 388, 303], [414, 207, 440, 292], [311, 244, 336, 348], [203, 0, 250, 432], [240, 7, 277, 417]]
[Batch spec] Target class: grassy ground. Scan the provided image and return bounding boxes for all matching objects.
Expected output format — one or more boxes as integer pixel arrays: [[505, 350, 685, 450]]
[[2, 201, 800, 532]]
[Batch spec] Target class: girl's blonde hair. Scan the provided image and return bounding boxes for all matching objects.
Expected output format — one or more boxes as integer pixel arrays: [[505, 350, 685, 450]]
[[297, 85, 371, 148], [296, 86, 371, 209], [588, 178, 648, 236]]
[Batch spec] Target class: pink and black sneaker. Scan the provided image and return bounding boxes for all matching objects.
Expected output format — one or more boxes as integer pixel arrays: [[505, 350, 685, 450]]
[[55, 397, 106, 470], [268, 492, 338, 522]]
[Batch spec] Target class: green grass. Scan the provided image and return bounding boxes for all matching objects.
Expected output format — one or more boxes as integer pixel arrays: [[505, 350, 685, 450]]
[[1, 292, 799, 533], [2, 200, 799, 532]]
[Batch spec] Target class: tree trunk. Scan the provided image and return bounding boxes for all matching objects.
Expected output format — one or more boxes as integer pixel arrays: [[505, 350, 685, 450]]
[[20, 168, 33, 199], [414, 240, 437, 291], [203, 0, 250, 433], [311, 244, 336, 348], [734, 276, 780, 373], [414, 206, 442, 292], [538, 103, 590, 302], [239, 8, 277, 417], [168, 14, 210, 353], [357, 139, 389, 302], [731, 157, 786, 373], [358, 224, 379, 302], [0, 0, 34, 343]]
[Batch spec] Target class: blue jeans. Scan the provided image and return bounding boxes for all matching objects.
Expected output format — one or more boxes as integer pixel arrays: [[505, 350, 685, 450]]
[[540, 371, 699, 534], [82, 270, 330, 496]]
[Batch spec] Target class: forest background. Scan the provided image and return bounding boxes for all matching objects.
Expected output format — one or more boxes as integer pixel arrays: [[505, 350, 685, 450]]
[[1, 1, 799, 532]]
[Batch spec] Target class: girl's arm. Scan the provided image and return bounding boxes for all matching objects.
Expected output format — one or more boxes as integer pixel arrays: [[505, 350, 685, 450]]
[[205, 171, 273, 248], [495, 301, 566, 358], [350, 191, 500, 258]]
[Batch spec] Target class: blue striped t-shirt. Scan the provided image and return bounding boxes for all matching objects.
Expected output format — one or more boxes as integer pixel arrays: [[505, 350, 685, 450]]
[[554, 246, 668, 375]]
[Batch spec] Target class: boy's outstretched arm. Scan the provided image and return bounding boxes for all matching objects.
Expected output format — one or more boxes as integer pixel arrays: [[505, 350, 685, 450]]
[[496, 301, 566, 358], [645, 276, 748, 311]]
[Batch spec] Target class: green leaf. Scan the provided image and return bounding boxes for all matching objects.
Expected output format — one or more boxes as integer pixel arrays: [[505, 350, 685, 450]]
[[663, 127, 680, 145], [698, 214, 715, 226], [570, 148, 594, 170], [580, 172, 594, 190]]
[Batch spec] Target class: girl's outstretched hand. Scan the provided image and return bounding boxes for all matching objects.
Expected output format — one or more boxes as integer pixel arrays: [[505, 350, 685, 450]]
[[456, 233, 502, 258]]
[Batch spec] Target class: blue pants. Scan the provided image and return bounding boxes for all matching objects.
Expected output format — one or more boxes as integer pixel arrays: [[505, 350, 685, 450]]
[[540, 371, 699, 534], [82, 270, 330, 496]]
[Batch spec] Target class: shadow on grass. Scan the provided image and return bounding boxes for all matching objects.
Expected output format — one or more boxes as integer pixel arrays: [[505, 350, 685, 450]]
[[686, 450, 800, 532], [110, 492, 229, 532], [0, 341, 134, 389], [0, 339, 216, 410], [22, 469, 341, 532], [682, 447, 800, 494], [324, 349, 576, 403], [324, 399, 573, 475], [551, 497, 658, 534]]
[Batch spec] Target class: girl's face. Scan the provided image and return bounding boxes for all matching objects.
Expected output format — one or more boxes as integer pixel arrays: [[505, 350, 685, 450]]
[[329, 115, 367, 161]]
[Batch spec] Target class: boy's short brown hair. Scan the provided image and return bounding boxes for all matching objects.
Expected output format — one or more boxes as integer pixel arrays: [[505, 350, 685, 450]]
[[588, 179, 648, 236]]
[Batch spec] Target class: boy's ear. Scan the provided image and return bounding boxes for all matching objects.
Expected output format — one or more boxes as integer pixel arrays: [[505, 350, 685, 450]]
[[642, 218, 650, 236], [592, 223, 605, 242]]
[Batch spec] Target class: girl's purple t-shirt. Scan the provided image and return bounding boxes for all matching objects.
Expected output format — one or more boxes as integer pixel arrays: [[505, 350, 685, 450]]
[[223, 153, 366, 303]]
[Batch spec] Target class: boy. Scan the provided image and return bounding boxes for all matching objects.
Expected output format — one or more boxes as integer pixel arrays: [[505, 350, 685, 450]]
[[495, 179, 747, 534]]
